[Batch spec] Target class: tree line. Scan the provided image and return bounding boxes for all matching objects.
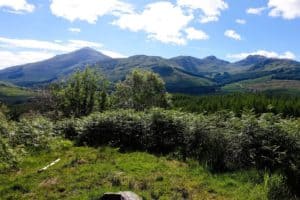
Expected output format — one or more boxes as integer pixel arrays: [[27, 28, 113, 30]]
[[172, 93, 300, 117]]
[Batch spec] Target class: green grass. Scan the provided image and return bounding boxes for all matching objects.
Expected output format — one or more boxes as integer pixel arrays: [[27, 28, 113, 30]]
[[0, 140, 268, 200]]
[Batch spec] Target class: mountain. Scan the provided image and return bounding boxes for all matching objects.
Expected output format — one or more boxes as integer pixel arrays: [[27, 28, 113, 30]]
[[170, 55, 230, 74], [231, 55, 269, 69], [0, 48, 300, 95], [94, 55, 215, 93], [0, 47, 112, 86]]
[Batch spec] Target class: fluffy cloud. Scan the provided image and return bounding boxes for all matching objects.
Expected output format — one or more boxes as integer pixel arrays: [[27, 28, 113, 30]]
[[235, 19, 246, 24], [0, 51, 54, 69], [112, 2, 193, 45], [0, 0, 35, 13], [268, 0, 300, 19], [68, 28, 81, 33], [246, 7, 266, 15], [227, 50, 296, 60], [224, 30, 241, 40], [100, 50, 127, 58], [50, 0, 133, 23], [185, 27, 209, 40], [177, 0, 228, 23]]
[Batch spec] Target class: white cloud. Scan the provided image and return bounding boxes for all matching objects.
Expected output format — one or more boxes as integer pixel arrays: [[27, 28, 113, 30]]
[[185, 27, 209, 40], [100, 50, 127, 58], [0, 0, 35, 13], [112, 1, 193, 45], [246, 7, 266, 15], [0, 51, 55, 69], [50, 0, 133, 23], [0, 37, 103, 52], [268, 0, 300, 19], [224, 29, 241, 40], [227, 50, 296, 60], [235, 19, 246, 24], [200, 16, 218, 23], [177, 0, 228, 23], [68, 28, 81, 33]]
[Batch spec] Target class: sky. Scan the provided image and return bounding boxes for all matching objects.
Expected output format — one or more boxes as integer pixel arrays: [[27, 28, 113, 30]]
[[0, 0, 300, 69]]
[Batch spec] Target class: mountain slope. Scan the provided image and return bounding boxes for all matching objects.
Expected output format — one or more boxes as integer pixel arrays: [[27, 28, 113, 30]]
[[0, 47, 112, 86], [0, 81, 34, 104], [95, 55, 215, 94]]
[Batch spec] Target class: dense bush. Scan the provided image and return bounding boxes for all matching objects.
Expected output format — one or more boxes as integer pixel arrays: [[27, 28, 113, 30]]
[[9, 117, 54, 152], [58, 109, 300, 193]]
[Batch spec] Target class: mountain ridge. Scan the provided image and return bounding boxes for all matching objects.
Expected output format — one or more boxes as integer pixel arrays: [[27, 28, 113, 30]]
[[0, 47, 299, 94]]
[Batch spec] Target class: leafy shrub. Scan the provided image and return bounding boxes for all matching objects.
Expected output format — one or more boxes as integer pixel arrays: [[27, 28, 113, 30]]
[[184, 117, 228, 171], [0, 138, 18, 171], [9, 117, 54, 152], [146, 109, 186, 154]]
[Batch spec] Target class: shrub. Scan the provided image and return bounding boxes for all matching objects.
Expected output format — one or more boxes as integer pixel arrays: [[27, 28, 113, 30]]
[[184, 117, 228, 171], [0, 138, 18, 171], [9, 117, 54, 152], [146, 109, 186, 154]]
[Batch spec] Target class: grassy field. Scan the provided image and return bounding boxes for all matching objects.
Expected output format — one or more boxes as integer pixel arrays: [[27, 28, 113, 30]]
[[0, 141, 268, 200]]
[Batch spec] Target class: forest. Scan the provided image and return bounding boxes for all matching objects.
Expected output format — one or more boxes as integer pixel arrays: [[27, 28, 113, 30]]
[[1, 68, 299, 200]]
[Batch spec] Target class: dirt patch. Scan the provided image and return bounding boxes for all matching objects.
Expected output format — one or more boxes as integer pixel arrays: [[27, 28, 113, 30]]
[[39, 177, 59, 188]]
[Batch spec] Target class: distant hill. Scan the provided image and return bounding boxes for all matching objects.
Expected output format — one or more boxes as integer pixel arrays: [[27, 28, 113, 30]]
[[0, 48, 300, 94], [0, 47, 112, 86], [0, 81, 34, 104]]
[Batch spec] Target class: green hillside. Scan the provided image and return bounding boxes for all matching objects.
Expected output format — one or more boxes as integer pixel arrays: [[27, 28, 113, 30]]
[[221, 76, 300, 95], [0, 81, 34, 104]]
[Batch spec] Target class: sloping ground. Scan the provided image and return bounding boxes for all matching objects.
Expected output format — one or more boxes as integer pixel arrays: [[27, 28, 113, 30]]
[[0, 144, 267, 200], [0, 82, 34, 104], [221, 76, 300, 95]]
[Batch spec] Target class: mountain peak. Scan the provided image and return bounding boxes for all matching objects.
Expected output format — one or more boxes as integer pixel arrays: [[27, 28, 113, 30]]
[[204, 55, 217, 60], [66, 47, 112, 61], [245, 55, 267, 60]]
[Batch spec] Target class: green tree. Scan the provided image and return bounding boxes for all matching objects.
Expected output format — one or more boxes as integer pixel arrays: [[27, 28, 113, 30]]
[[113, 69, 169, 110], [52, 68, 108, 117]]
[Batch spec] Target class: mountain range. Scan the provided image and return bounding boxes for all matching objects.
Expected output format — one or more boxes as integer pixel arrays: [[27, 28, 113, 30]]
[[0, 47, 300, 94]]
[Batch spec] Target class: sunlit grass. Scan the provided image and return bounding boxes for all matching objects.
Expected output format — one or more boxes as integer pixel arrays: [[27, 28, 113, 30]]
[[0, 140, 267, 200]]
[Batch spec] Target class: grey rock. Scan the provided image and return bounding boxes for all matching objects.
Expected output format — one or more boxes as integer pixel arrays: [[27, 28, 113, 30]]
[[100, 191, 142, 200]]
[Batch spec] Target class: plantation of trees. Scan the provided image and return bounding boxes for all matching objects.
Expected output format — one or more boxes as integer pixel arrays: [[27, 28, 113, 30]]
[[1, 68, 300, 200]]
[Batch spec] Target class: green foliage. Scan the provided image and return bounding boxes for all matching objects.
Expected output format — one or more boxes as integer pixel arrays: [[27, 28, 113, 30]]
[[172, 93, 300, 117], [113, 69, 169, 110], [9, 117, 54, 152], [0, 138, 18, 171], [51, 68, 109, 117]]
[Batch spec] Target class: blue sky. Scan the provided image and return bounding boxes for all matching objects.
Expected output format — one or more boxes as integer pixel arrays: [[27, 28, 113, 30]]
[[0, 0, 299, 69]]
